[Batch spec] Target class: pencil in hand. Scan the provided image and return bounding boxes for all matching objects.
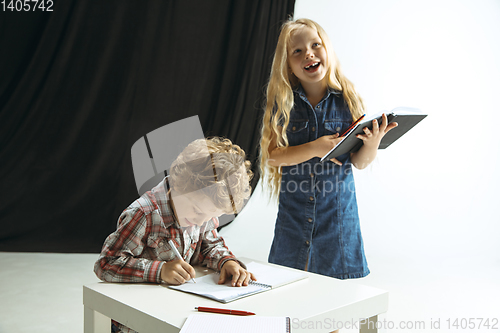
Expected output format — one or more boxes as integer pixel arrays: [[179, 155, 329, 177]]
[[168, 239, 196, 283]]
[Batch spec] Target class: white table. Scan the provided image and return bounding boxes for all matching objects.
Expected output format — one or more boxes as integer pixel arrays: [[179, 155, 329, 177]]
[[83, 257, 388, 333]]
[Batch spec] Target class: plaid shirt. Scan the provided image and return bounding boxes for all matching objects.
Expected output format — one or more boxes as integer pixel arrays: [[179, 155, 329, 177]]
[[94, 177, 239, 284]]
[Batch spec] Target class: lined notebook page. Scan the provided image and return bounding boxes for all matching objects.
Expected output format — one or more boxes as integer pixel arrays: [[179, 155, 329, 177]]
[[170, 273, 268, 302], [180, 314, 289, 333], [246, 261, 308, 288]]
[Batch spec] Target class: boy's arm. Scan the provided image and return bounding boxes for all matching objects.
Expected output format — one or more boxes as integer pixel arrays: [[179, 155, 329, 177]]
[[199, 225, 254, 287], [93, 208, 164, 283], [199, 219, 246, 272]]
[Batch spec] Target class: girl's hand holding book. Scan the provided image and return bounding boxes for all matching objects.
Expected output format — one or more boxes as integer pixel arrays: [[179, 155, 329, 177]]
[[355, 113, 398, 149], [313, 133, 344, 165]]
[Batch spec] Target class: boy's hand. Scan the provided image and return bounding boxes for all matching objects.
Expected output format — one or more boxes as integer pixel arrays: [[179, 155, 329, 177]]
[[218, 260, 256, 287], [161, 259, 196, 285]]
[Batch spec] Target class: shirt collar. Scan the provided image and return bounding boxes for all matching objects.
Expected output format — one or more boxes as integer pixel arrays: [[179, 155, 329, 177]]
[[147, 176, 176, 228], [293, 84, 342, 102]]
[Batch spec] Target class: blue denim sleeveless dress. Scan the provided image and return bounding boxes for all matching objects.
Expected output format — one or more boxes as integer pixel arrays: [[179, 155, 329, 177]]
[[268, 86, 370, 279]]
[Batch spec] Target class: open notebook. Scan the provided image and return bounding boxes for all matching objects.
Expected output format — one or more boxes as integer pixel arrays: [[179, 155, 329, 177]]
[[321, 106, 427, 161], [168, 261, 308, 303], [180, 314, 291, 333]]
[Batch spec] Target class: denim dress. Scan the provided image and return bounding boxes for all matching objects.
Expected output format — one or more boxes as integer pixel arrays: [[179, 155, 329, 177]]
[[268, 86, 370, 279]]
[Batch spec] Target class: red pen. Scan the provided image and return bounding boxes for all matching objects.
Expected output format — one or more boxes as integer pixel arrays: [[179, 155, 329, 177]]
[[195, 307, 255, 316], [341, 114, 366, 136]]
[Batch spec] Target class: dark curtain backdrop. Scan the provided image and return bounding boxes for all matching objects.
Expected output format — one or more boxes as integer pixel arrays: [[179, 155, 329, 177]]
[[0, 1, 295, 252]]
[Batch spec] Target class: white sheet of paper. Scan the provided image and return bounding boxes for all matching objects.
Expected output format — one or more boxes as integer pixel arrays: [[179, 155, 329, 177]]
[[180, 314, 289, 333]]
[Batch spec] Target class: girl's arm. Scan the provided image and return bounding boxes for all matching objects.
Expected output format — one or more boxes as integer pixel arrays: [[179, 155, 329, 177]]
[[350, 113, 398, 169], [267, 127, 344, 167]]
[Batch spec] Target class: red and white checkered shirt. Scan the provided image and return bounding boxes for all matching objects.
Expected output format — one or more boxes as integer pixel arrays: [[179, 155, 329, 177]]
[[94, 177, 242, 332], [94, 177, 239, 284]]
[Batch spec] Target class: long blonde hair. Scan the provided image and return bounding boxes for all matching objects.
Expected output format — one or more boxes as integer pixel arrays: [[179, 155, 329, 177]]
[[259, 18, 365, 200]]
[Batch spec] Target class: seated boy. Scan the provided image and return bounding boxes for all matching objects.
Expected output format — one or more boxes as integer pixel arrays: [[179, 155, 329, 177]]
[[94, 137, 255, 332]]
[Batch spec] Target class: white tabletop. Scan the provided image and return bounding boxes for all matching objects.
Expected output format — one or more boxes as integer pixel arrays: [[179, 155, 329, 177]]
[[83, 257, 388, 333]]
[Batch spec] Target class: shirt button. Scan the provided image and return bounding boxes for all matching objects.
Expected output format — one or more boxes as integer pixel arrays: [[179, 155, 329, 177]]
[[305, 240, 310, 245], [312, 127, 316, 132], [292, 126, 296, 131], [336, 126, 341, 131], [309, 196, 314, 201], [308, 218, 313, 222], [310, 173, 314, 177]]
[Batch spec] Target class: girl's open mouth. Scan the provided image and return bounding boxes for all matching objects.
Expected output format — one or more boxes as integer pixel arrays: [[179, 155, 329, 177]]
[[304, 62, 320, 72]]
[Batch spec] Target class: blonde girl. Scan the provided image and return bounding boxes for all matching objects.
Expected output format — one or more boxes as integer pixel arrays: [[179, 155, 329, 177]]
[[260, 18, 396, 279]]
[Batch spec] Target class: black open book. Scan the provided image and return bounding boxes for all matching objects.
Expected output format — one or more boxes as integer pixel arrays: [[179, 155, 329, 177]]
[[321, 107, 427, 162]]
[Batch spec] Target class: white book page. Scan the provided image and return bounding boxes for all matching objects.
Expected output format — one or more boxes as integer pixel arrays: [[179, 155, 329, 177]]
[[180, 314, 288, 333], [390, 106, 423, 115], [246, 262, 307, 289]]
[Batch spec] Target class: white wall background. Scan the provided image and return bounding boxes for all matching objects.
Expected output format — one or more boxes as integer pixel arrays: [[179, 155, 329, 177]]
[[221, 0, 500, 329], [292, 0, 500, 260]]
